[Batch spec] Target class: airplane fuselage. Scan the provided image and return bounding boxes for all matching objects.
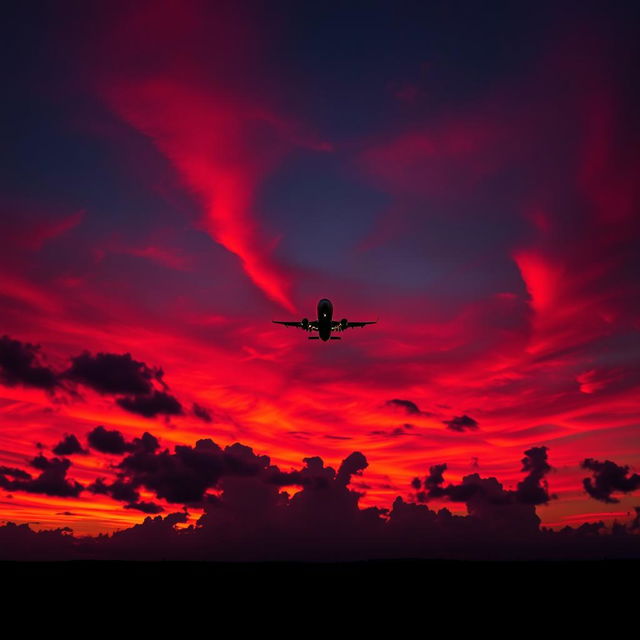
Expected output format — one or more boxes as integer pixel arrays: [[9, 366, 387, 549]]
[[317, 298, 333, 341]]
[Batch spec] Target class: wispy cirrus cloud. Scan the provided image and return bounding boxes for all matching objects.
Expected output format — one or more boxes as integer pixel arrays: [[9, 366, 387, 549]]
[[95, 2, 330, 312]]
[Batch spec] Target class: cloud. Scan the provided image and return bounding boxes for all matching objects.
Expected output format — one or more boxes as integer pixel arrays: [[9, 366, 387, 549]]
[[443, 415, 479, 432], [116, 439, 274, 506], [87, 425, 133, 455], [413, 447, 554, 520], [386, 399, 426, 415], [0, 523, 76, 561], [94, 2, 321, 312], [124, 501, 164, 514], [0, 437, 638, 561], [192, 403, 212, 423], [0, 455, 83, 497], [0, 341, 184, 419], [65, 351, 182, 418], [65, 351, 163, 396], [116, 390, 183, 418], [336, 451, 368, 487], [369, 424, 416, 438], [516, 446, 554, 505], [0, 335, 58, 390], [0, 466, 32, 481], [582, 458, 640, 503], [52, 434, 87, 456], [88, 477, 139, 503]]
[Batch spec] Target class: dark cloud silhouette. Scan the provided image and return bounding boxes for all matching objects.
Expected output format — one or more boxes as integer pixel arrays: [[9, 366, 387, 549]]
[[336, 451, 368, 486], [0, 523, 76, 560], [65, 351, 163, 395], [86, 427, 159, 457], [0, 341, 184, 420], [63, 352, 182, 418], [52, 434, 87, 456], [124, 501, 164, 514], [413, 447, 554, 529], [132, 431, 160, 453], [516, 446, 554, 505], [192, 403, 212, 422], [0, 438, 638, 561], [385, 399, 424, 415], [443, 415, 479, 432], [92, 478, 140, 503], [116, 439, 272, 505], [0, 465, 31, 480], [582, 458, 640, 503], [413, 463, 448, 500], [370, 424, 416, 438], [87, 425, 132, 454], [0, 455, 83, 497], [116, 390, 182, 417], [0, 335, 58, 390]]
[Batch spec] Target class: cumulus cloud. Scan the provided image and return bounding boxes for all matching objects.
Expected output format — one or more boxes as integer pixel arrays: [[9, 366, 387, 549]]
[[65, 351, 163, 395], [443, 415, 479, 432], [411, 446, 554, 537], [87, 425, 133, 455], [0, 465, 32, 480], [124, 501, 164, 514], [0, 339, 187, 420], [0, 437, 638, 561], [385, 399, 426, 415], [516, 446, 554, 505], [65, 351, 182, 418], [0, 455, 83, 497], [88, 477, 139, 503], [52, 434, 87, 456], [582, 458, 640, 503], [0, 335, 58, 390], [116, 390, 182, 418]]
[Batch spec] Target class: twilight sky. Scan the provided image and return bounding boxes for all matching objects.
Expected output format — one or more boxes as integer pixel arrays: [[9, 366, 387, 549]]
[[0, 1, 639, 557]]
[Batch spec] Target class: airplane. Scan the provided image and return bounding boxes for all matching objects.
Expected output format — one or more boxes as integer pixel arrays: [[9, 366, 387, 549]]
[[273, 298, 376, 341]]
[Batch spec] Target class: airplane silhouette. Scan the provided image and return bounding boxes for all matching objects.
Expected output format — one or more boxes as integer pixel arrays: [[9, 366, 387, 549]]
[[273, 298, 376, 341]]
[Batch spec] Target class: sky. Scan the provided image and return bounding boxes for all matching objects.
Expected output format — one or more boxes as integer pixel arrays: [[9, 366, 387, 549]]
[[0, 1, 639, 560]]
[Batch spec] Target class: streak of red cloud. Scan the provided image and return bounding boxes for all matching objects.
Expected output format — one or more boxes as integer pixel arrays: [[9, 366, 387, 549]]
[[0, 272, 62, 315], [92, 2, 330, 312], [360, 116, 505, 198], [105, 79, 296, 311], [124, 246, 192, 272], [0, 206, 84, 252], [512, 251, 557, 314]]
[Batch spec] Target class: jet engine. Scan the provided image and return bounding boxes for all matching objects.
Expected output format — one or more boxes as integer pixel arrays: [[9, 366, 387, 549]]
[[301, 318, 309, 330], [340, 318, 348, 331]]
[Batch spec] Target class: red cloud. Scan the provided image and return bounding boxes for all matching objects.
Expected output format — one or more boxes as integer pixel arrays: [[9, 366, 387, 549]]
[[94, 2, 330, 312], [105, 79, 297, 311]]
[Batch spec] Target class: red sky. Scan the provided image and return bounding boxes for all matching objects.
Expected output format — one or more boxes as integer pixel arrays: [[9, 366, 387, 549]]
[[0, 1, 639, 540]]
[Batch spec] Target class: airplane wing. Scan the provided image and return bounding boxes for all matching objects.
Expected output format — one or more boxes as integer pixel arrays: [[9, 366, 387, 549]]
[[331, 320, 377, 331], [272, 320, 319, 331]]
